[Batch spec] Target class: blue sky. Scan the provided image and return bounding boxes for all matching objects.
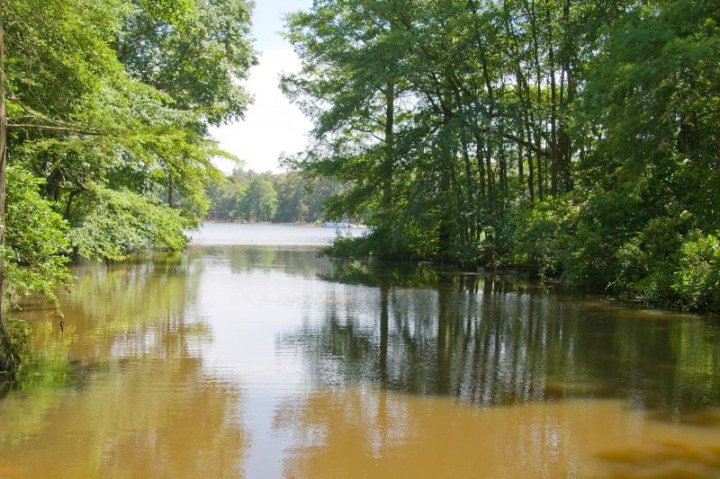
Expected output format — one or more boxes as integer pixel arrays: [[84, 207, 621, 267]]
[[253, 0, 310, 50], [211, 0, 314, 173]]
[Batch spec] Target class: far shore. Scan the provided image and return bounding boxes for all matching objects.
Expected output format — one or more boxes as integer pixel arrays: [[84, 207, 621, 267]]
[[201, 220, 367, 228]]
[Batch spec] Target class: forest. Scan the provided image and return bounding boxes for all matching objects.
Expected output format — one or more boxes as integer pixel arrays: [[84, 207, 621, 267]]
[[205, 168, 344, 223], [283, 0, 720, 311], [1, 2, 718, 473], [1, 0, 719, 378]]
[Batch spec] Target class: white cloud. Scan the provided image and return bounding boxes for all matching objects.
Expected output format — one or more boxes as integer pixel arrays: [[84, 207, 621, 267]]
[[210, 47, 313, 174]]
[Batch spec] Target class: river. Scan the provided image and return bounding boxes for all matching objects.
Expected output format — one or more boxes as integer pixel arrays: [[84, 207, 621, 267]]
[[1, 223, 719, 478]]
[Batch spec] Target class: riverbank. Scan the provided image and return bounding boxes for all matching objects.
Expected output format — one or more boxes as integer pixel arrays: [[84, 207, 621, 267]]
[[321, 225, 720, 314]]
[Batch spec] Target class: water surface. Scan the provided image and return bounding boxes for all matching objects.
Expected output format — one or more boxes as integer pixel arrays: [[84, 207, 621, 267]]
[[1, 223, 718, 478], [190, 222, 364, 246]]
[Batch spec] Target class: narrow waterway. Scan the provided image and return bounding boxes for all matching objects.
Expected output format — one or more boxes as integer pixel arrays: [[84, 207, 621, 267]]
[[1, 223, 718, 478]]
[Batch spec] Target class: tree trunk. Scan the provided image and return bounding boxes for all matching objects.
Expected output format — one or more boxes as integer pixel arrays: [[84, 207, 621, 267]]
[[474, 132, 486, 201], [460, 130, 477, 242], [548, 3, 559, 196], [530, 0, 545, 201], [0, 0, 7, 325], [167, 170, 174, 208], [381, 81, 395, 254], [559, 0, 574, 192]]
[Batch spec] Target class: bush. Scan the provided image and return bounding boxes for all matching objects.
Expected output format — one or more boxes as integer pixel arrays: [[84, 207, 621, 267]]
[[322, 233, 373, 258], [672, 231, 720, 310], [4, 166, 72, 306], [69, 184, 194, 261], [611, 216, 686, 302], [560, 187, 649, 288], [508, 197, 577, 279]]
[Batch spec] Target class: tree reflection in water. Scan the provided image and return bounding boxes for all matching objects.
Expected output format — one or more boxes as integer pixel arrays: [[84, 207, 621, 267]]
[[1, 246, 718, 478], [275, 259, 720, 478], [0, 255, 248, 478], [283, 259, 720, 414]]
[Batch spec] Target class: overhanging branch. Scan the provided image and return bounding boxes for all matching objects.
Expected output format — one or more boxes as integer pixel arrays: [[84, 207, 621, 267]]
[[7, 123, 103, 136]]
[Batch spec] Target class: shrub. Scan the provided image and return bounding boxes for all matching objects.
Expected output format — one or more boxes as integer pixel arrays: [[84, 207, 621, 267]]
[[673, 231, 720, 310], [509, 197, 577, 279], [69, 184, 194, 261], [4, 166, 72, 306], [612, 216, 686, 302]]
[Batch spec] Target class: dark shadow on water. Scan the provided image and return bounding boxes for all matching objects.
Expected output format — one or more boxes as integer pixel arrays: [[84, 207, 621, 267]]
[[283, 258, 720, 424], [0, 380, 10, 399]]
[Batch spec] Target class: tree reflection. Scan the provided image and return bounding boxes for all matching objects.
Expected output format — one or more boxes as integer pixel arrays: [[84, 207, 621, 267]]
[[283, 260, 720, 417], [0, 357, 247, 478], [0, 254, 248, 477], [193, 245, 335, 278], [18, 254, 209, 368]]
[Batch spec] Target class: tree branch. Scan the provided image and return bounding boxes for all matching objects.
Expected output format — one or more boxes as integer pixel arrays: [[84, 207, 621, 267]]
[[7, 123, 102, 136]]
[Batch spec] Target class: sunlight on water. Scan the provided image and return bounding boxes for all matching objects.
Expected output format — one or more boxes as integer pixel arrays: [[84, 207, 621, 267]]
[[275, 388, 720, 479], [0, 224, 718, 478], [190, 222, 366, 247]]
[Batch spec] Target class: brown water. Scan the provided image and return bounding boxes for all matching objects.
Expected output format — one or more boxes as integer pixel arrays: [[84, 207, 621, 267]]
[[1, 223, 719, 478]]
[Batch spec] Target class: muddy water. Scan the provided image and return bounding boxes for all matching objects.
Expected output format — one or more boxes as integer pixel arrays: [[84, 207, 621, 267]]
[[0, 224, 718, 478]]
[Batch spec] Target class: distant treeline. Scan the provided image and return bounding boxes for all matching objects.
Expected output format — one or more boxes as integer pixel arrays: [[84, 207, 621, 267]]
[[284, 0, 720, 311], [205, 168, 346, 223]]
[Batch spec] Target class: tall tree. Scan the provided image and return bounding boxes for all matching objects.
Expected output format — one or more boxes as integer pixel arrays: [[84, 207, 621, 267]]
[[116, 0, 256, 126], [283, 0, 720, 308], [0, 0, 255, 330], [284, 0, 416, 256]]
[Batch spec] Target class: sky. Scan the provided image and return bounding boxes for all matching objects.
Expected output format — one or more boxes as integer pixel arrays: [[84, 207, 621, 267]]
[[210, 0, 315, 174]]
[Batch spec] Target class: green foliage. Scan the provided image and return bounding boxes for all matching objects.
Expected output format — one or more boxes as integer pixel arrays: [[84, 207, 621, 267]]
[[4, 167, 71, 306], [673, 232, 720, 311], [241, 176, 278, 222], [0, 0, 256, 377], [1, 0, 255, 287], [321, 234, 374, 259], [206, 176, 246, 222], [508, 197, 577, 279], [272, 172, 308, 223], [68, 185, 193, 261], [571, 0, 720, 305], [273, 172, 346, 223], [206, 169, 276, 222], [117, 0, 256, 125], [612, 216, 687, 302], [206, 168, 344, 224], [284, 0, 720, 310]]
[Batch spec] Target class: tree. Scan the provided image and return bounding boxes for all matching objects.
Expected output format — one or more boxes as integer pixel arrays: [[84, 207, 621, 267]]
[[116, 0, 256, 126], [1, 0, 255, 268], [241, 176, 278, 222], [0, 0, 256, 375], [284, 0, 720, 309], [284, 0, 416, 256], [566, 0, 720, 301]]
